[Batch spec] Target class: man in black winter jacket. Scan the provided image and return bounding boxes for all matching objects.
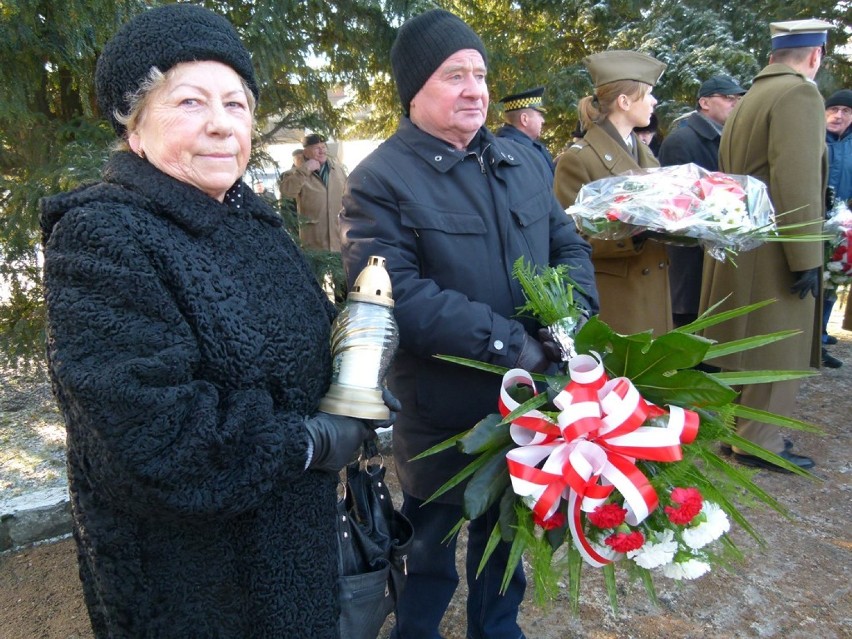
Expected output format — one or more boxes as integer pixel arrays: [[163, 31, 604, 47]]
[[340, 10, 598, 639], [659, 75, 746, 327]]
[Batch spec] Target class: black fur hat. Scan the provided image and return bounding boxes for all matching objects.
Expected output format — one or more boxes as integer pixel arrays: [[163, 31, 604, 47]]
[[96, 4, 258, 136]]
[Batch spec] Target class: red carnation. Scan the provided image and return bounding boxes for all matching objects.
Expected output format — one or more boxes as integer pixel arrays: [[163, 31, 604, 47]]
[[604, 530, 645, 553], [587, 504, 627, 529], [665, 487, 703, 525], [533, 511, 566, 530]]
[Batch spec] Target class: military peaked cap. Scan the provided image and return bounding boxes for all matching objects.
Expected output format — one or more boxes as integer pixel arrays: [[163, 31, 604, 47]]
[[500, 86, 546, 112]]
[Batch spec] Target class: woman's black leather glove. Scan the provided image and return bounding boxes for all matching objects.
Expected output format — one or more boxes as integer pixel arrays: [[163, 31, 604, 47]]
[[304, 413, 375, 473], [790, 267, 820, 299]]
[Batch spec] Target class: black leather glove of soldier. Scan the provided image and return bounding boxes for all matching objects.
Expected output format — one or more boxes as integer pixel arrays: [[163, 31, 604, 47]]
[[789, 267, 820, 299], [304, 412, 375, 473], [825, 186, 836, 212]]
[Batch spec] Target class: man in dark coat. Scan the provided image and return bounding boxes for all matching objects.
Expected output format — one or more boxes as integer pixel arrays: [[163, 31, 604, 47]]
[[659, 75, 746, 327], [339, 10, 598, 639], [700, 19, 832, 472], [496, 86, 556, 174]]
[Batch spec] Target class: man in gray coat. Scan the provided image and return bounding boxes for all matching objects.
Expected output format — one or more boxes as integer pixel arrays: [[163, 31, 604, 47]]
[[659, 75, 745, 327], [340, 10, 597, 638]]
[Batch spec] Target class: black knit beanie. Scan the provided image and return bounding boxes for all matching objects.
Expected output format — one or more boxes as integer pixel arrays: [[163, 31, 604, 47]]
[[96, 3, 259, 136], [825, 89, 852, 110], [390, 9, 487, 114]]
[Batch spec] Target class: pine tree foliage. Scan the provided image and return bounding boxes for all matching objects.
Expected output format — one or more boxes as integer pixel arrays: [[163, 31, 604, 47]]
[[0, 0, 849, 368]]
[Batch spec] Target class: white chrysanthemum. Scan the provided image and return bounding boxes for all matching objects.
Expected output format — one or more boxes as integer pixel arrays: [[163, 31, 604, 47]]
[[827, 261, 844, 273], [627, 528, 677, 569], [682, 502, 731, 549], [661, 558, 711, 580]]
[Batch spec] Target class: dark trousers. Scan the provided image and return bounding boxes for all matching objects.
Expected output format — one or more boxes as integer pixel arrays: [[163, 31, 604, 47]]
[[389, 493, 527, 639]]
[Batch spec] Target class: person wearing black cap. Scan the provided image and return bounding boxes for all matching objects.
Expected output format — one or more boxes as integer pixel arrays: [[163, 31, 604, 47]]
[[280, 132, 348, 251], [825, 89, 852, 206], [39, 5, 389, 637], [658, 74, 746, 328], [820, 89, 852, 364], [700, 19, 833, 472], [497, 86, 555, 173], [554, 49, 672, 337], [340, 9, 598, 638]]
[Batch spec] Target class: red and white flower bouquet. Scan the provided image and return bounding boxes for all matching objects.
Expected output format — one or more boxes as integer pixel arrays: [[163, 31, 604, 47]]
[[824, 201, 852, 292], [565, 163, 775, 260], [416, 259, 820, 612]]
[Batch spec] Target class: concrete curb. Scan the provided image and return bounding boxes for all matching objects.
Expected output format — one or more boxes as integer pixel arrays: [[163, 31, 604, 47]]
[[0, 429, 394, 553], [0, 486, 72, 552]]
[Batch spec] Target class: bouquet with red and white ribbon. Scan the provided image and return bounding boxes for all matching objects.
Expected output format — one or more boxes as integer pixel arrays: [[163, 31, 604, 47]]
[[565, 163, 775, 261], [500, 357, 729, 577], [415, 261, 820, 612]]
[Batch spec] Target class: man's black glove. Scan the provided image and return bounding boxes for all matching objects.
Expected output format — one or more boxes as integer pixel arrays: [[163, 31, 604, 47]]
[[537, 312, 590, 363], [304, 412, 375, 473], [368, 386, 402, 430], [515, 333, 550, 372], [790, 267, 820, 299]]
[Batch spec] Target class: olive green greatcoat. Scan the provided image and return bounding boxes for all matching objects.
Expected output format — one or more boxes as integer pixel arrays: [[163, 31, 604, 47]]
[[555, 122, 672, 336], [700, 64, 826, 371]]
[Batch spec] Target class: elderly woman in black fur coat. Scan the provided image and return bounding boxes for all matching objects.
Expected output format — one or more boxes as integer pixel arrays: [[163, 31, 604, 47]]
[[39, 5, 388, 638]]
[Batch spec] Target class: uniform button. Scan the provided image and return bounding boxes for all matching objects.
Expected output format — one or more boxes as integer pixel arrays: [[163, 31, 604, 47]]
[[658, 262, 665, 269], [604, 153, 613, 161], [642, 268, 650, 275], [494, 340, 504, 350], [435, 155, 443, 162]]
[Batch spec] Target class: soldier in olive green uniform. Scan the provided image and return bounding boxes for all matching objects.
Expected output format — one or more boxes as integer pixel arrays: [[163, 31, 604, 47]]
[[554, 50, 671, 336], [700, 19, 833, 471]]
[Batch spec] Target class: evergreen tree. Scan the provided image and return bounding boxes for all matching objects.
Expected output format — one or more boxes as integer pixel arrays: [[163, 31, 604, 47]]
[[1, 0, 849, 368]]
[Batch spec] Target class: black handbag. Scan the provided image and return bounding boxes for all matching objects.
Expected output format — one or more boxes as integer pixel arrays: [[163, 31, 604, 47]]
[[337, 440, 413, 639]]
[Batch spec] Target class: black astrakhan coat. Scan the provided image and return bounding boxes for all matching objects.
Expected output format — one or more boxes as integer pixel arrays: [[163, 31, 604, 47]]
[[40, 152, 341, 638], [340, 119, 597, 504]]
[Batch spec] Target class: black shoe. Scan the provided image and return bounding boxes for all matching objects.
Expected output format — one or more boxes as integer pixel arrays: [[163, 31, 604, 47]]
[[824, 334, 838, 345], [822, 348, 843, 369], [720, 438, 792, 456], [732, 449, 815, 473]]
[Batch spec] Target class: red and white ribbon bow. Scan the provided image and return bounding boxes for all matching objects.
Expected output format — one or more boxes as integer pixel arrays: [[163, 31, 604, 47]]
[[500, 353, 699, 566]]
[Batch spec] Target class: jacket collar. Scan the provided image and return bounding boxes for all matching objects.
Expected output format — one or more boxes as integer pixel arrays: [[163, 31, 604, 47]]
[[395, 118, 521, 173], [687, 111, 723, 141], [754, 63, 810, 83], [103, 152, 281, 236], [582, 122, 647, 173]]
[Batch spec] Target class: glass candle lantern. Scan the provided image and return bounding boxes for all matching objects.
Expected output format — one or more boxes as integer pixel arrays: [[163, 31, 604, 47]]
[[319, 256, 399, 420]]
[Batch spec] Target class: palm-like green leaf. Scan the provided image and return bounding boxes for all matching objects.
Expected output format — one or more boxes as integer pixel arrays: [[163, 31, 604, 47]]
[[705, 329, 801, 359], [711, 369, 818, 385]]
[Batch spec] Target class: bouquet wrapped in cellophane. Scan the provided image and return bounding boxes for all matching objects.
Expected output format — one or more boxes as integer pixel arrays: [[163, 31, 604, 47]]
[[415, 259, 821, 613], [824, 200, 852, 291], [566, 163, 776, 261]]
